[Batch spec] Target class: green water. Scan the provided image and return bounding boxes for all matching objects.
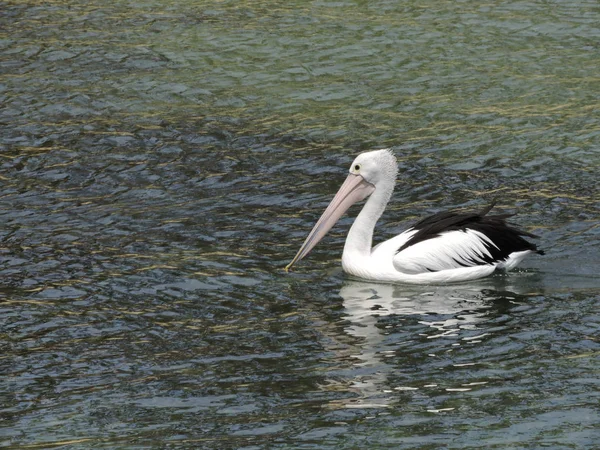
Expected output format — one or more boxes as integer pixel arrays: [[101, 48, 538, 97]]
[[1, 0, 599, 448]]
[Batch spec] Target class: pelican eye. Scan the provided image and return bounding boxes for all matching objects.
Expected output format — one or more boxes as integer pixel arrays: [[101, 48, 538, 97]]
[[354, 164, 361, 172]]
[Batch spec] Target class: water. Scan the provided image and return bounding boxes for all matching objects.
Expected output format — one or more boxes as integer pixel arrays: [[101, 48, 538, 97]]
[[1, 0, 599, 448]]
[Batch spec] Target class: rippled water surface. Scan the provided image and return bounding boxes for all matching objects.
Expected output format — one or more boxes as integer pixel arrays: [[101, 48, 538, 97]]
[[1, 0, 599, 448]]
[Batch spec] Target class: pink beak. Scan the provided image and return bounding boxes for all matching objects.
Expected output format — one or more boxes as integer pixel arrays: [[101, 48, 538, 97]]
[[286, 173, 375, 270]]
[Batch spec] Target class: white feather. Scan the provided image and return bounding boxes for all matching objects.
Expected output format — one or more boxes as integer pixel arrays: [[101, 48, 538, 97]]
[[393, 229, 498, 274], [496, 250, 533, 271]]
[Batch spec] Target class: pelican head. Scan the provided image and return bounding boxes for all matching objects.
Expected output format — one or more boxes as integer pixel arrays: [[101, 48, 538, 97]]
[[286, 149, 398, 270], [349, 148, 398, 189]]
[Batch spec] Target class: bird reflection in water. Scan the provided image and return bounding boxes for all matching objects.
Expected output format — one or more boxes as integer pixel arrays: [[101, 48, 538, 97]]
[[323, 273, 541, 410]]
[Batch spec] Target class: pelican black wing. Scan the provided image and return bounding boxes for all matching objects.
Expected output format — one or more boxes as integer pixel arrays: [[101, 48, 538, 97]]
[[398, 202, 544, 263]]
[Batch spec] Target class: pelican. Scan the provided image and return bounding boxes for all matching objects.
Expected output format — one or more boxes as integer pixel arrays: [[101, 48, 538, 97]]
[[286, 149, 544, 284]]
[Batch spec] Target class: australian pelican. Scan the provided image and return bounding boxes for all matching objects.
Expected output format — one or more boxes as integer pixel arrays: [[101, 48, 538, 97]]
[[286, 149, 543, 284]]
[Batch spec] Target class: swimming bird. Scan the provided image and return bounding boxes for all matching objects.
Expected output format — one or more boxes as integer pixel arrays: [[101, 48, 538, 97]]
[[286, 149, 543, 284]]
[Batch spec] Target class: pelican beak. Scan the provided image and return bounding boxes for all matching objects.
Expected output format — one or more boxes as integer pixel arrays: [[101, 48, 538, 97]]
[[285, 173, 375, 271]]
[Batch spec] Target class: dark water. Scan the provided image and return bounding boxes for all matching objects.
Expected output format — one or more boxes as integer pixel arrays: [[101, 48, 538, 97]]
[[1, 0, 599, 448]]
